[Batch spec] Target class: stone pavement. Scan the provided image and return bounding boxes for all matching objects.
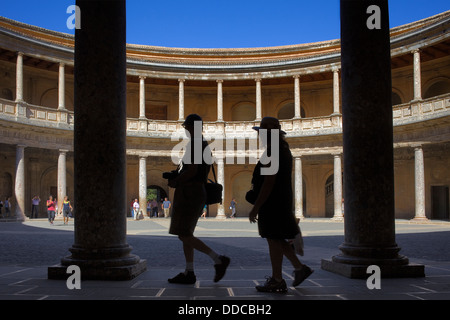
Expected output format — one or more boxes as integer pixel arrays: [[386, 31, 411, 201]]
[[0, 217, 449, 302]]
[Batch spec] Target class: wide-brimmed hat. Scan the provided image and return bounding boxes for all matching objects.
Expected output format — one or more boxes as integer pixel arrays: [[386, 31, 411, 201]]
[[252, 117, 286, 135]]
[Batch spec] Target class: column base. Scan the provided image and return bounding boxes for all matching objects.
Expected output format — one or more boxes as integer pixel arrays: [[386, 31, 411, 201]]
[[321, 257, 425, 279], [48, 256, 147, 281], [410, 216, 429, 222]]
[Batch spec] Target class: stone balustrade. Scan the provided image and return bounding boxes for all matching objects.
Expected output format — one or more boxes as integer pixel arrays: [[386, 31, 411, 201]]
[[0, 93, 449, 139]]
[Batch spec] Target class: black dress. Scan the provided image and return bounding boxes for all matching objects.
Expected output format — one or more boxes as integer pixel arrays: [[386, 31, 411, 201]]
[[251, 140, 300, 239]]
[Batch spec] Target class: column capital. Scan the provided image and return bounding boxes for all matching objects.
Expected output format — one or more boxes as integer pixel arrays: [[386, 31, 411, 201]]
[[139, 75, 147, 80], [411, 48, 421, 55], [16, 51, 24, 57], [255, 77, 262, 82], [59, 149, 69, 154], [332, 67, 340, 73], [293, 74, 300, 79], [216, 79, 223, 83], [178, 78, 185, 83]]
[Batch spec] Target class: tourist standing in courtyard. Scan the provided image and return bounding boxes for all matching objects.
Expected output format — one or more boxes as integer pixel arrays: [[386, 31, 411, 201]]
[[60, 196, 72, 225], [30, 195, 40, 219], [167, 114, 230, 284], [46, 195, 56, 225], [248, 117, 313, 293]]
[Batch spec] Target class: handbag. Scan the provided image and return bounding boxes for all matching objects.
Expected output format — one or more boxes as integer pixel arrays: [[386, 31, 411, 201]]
[[205, 164, 223, 205]]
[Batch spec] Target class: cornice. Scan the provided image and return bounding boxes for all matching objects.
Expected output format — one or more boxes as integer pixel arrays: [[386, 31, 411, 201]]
[[0, 10, 449, 74]]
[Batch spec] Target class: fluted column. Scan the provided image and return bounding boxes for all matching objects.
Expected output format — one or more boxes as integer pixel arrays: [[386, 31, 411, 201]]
[[57, 150, 68, 215], [139, 156, 147, 217], [14, 145, 26, 221], [255, 78, 262, 121], [217, 80, 223, 121], [178, 79, 185, 121], [332, 153, 343, 220], [413, 146, 427, 221], [293, 75, 301, 119], [412, 49, 422, 101], [215, 159, 226, 219], [294, 156, 304, 219]]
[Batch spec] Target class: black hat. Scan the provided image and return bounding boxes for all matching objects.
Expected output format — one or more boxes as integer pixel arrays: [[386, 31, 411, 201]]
[[252, 117, 286, 135], [182, 114, 203, 127]]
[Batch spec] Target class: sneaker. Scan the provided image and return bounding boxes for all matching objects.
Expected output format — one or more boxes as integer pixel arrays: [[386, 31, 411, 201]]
[[213, 255, 230, 282], [168, 271, 196, 284], [256, 277, 288, 293], [292, 265, 313, 287]]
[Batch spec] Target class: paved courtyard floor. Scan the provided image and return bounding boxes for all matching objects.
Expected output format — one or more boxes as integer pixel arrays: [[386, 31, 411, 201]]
[[0, 217, 449, 305]]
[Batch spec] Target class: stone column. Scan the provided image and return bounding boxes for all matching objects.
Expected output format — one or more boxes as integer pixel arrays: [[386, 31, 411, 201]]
[[14, 145, 26, 221], [139, 156, 147, 217], [412, 49, 422, 101], [57, 150, 68, 215], [58, 63, 66, 110], [332, 68, 340, 114], [16, 52, 24, 102], [139, 76, 146, 119], [48, 0, 146, 280], [322, 0, 424, 278], [294, 156, 304, 219], [215, 158, 226, 219], [413, 146, 427, 221], [178, 79, 185, 121], [332, 153, 343, 221], [255, 78, 262, 121], [217, 80, 223, 121], [293, 75, 301, 119]]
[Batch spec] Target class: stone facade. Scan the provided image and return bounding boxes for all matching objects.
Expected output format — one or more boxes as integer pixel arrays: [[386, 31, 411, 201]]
[[0, 11, 449, 220]]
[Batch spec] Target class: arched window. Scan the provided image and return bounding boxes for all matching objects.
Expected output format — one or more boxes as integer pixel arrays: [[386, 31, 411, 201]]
[[277, 102, 306, 119], [424, 80, 450, 99], [231, 102, 256, 121]]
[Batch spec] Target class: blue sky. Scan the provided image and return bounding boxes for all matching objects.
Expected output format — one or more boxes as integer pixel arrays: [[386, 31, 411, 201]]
[[1, 0, 449, 48]]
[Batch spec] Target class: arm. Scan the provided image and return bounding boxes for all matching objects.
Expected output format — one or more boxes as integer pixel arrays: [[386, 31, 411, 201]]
[[168, 163, 198, 188]]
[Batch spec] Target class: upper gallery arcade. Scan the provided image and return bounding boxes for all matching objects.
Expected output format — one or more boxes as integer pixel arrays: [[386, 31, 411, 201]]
[[0, 11, 449, 220]]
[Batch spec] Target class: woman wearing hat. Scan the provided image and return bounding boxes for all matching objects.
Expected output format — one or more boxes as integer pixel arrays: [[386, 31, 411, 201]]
[[249, 117, 313, 293], [167, 114, 230, 284]]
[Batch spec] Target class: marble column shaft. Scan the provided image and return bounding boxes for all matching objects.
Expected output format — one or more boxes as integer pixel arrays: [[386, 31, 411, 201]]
[[414, 146, 427, 220], [293, 75, 301, 119], [14, 145, 26, 221], [215, 159, 226, 219], [139, 76, 146, 119], [294, 156, 304, 219], [413, 49, 422, 101], [139, 156, 147, 214], [58, 63, 65, 110], [333, 153, 343, 220], [57, 150, 67, 214], [255, 78, 262, 120], [178, 79, 185, 121], [16, 52, 23, 102], [217, 80, 223, 121]]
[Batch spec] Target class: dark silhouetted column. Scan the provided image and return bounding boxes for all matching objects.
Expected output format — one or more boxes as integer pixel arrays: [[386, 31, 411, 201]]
[[48, 0, 146, 280], [321, 0, 424, 278]]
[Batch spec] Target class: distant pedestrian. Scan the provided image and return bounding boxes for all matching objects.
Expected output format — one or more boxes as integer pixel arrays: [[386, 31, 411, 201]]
[[248, 117, 313, 293], [201, 204, 207, 218], [151, 199, 158, 217], [167, 114, 230, 284], [5, 197, 11, 218], [133, 199, 140, 220], [147, 200, 151, 217], [60, 196, 72, 225], [230, 198, 237, 218], [46, 195, 56, 225], [0, 199, 3, 218], [162, 197, 171, 218], [31, 195, 40, 219]]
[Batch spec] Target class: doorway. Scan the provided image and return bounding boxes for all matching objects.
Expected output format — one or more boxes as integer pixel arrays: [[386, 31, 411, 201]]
[[431, 186, 449, 220]]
